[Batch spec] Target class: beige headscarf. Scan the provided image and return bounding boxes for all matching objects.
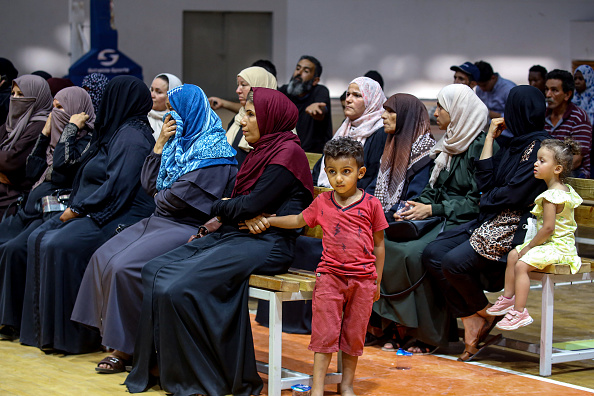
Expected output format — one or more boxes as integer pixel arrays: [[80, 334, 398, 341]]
[[429, 84, 488, 187], [226, 67, 277, 152]]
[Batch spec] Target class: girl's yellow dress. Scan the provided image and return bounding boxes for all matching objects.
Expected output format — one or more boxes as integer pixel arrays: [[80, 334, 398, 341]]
[[516, 185, 583, 273]]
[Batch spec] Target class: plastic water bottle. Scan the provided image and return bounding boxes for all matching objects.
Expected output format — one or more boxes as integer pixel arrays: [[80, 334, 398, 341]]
[[395, 348, 413, 370], [291, 384, 311, 396]]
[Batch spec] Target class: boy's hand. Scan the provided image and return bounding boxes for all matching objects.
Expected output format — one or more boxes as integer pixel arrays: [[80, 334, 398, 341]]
[[239, 215, 271, 234], [374, 282, 381, 302]]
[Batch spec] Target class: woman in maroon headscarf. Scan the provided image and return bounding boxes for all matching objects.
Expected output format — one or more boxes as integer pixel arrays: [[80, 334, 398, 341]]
[[125, 87, 313, 396], [0, 74, 52, 218]]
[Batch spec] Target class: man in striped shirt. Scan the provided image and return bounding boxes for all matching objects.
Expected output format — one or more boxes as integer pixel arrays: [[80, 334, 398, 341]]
[[545, 69, 592, 178]]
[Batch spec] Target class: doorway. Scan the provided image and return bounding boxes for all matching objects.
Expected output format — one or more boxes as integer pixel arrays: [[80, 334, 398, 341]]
[[183, 11, 273, 101]]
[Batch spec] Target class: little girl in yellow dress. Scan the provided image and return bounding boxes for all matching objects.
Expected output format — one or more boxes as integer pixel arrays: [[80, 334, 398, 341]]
[[487, 138, 583, 330]]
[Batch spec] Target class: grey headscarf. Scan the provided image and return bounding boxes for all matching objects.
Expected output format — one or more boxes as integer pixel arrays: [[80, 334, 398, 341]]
[[2, 74, 52, 150]]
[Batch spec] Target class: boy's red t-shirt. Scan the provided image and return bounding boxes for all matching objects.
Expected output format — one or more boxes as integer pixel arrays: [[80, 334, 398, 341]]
[[301, 190, 388, 278]]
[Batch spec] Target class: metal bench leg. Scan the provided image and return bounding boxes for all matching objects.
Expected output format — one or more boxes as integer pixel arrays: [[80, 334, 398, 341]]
[[540, 274, 554, 376], [268, 291, 283, 396], [336, 350, 343, 393]]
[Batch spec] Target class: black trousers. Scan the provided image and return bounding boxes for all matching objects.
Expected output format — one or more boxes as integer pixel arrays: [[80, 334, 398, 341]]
[[422, 228, 506, 318]]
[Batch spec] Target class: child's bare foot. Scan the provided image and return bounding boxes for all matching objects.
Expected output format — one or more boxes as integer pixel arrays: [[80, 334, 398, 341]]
[[340, 384, 357, 396]]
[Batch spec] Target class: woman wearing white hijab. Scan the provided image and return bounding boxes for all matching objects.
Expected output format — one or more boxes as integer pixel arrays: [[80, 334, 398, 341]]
[[313, 76, 387, 192], [0, 74, 52, 218], [147, 73, 182, 139], [373, 84, 489, 354]]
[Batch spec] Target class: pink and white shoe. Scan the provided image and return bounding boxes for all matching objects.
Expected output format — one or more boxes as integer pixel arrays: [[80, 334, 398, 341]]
[[496, 308, 534, 330], [486, 295, 515, 316]]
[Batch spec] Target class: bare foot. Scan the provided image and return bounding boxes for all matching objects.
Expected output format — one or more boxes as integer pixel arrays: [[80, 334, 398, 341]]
[[97, 350, 131, 370], [341, 384, 357, 396]]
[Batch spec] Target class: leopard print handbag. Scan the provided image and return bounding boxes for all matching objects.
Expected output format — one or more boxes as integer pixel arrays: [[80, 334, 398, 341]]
[[469, 208, 522, 261], [468, 140, 538, 261]]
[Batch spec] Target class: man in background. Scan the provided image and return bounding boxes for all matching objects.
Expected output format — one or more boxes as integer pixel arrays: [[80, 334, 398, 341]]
[[475, 60, 516, 119], [450, 62, 480, 88], [279, 55, 332, 153]]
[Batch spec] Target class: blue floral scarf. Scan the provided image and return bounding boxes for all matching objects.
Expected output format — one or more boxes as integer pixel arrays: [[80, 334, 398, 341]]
[[156, 84, 237, 190]]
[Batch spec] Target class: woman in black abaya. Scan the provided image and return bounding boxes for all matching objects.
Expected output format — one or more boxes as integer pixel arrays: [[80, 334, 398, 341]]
[[18, 76, 156, 354], [125, 87, 313, 396]]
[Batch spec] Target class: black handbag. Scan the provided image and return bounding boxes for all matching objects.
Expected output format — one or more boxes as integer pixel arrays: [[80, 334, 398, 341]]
[[384, 216, 444, 242]]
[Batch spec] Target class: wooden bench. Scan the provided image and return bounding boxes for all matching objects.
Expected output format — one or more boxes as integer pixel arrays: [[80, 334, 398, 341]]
[[248, 186, 340, 396], [305, 152, 323, 172], [496, 178, 594, 376]]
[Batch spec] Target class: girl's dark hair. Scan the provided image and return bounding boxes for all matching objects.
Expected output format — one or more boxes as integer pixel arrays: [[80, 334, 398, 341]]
[[246, 90, 254, 103], [323, 137, 364, 168], [540, 138, 581, 181]]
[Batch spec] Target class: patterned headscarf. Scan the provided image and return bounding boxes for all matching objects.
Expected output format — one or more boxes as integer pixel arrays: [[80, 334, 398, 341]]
[[333, 77, 386, 142], [156, 84, 237, 190], [81, 73, 109, 113], [429, 84, 488, 187], [318, 76, 386, 187], [2, 74, 52, 151], [374, 94, 436, 211], [573, 65, 594, 124]]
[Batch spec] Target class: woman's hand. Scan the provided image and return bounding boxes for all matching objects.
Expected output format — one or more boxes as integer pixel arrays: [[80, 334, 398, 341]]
[[41, 113, 52, 137], [70, 112, 89, 129], [239, 215, 271, 234], [60, 207, 82, 222], [399, 201, 432, 220], [208, 96, 224, 110], [487, 118, 506, 140], [154, 114, 176, 154], [392, 202, 411, 221]]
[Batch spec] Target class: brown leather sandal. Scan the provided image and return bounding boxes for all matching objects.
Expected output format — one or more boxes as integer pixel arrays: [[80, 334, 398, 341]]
[[458, 333, 502, 362], [96, 355, 128, 374]]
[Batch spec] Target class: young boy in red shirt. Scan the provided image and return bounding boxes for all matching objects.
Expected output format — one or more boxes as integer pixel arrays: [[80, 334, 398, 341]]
[[256, 137, 388, 396]]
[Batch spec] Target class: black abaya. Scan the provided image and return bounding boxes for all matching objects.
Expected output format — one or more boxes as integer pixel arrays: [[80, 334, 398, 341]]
[[126, 165, 311, 396]]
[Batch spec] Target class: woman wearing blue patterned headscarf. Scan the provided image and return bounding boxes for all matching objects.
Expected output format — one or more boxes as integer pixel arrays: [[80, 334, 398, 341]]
[[573, 65, 594, 124], [157, 84, 237, 190], [72, 83, 238, 374]]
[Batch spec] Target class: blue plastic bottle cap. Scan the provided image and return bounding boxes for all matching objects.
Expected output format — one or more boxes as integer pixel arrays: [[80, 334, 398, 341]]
[[291, 384, 312, 391], [396, 348, 413, 356]]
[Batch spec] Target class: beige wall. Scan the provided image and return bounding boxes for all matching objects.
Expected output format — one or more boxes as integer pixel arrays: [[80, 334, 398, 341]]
[[2, 0, 594, 99]]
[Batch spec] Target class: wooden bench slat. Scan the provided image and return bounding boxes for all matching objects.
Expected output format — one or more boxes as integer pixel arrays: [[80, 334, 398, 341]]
[[288, 268, 318, 279], [306, 152, 323, 171], [275, 273, 316, 292], [534, 260, 591, 274], [574, 206, 594, 228], [249, 274, 300, 292]]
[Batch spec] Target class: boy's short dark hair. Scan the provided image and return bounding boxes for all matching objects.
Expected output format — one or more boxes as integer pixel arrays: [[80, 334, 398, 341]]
[[323, 137, 364, 168]]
